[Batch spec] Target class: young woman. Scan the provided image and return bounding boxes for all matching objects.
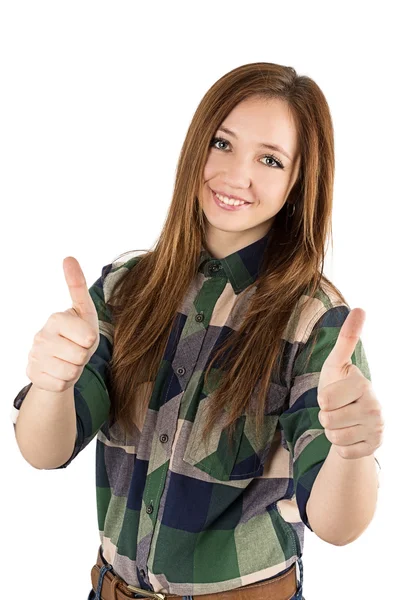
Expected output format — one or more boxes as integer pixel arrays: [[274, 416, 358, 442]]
[[13, 62, 382, 600]]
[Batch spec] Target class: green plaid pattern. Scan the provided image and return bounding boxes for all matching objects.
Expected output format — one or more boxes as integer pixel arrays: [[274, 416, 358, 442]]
[[11, 230, 371, 596]]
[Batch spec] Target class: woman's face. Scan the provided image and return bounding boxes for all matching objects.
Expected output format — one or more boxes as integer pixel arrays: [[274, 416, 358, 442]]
[[201, 96, 301, 258]]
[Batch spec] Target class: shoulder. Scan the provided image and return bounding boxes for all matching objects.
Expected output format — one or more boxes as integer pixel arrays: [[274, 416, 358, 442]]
[[100, 250, 147, 303], [290, 278, 351, 347]]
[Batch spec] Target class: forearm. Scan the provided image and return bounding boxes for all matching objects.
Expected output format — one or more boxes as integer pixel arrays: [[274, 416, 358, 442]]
[[306, 444, 379, 546], [15, 384, 77, 469]]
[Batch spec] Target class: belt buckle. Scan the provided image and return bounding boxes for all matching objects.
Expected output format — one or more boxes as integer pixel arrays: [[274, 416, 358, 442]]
[[126, 584, 166, 600]]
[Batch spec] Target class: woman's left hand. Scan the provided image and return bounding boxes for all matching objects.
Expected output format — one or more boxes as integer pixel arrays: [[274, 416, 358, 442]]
[[317, 308, 384, 460]]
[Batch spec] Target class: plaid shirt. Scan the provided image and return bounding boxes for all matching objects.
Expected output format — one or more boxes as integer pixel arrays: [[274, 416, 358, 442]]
[[11, 230, 372, 595]]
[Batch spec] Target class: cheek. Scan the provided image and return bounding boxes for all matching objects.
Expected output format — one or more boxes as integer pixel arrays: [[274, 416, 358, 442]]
[[203, 162, 214, 182], [203, 152, 222, 179]]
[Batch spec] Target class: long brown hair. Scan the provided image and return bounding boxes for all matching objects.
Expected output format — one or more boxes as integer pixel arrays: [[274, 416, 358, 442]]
[[106, 62, 349, 453]]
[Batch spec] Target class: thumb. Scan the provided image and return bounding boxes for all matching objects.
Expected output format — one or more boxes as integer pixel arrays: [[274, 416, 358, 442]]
[[63, 257, 98, 325]]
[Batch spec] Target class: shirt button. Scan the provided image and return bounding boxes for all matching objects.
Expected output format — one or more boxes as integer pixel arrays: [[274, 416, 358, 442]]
[[195, 313, 204, 323], [146, 504, 153, 514], [160, 434, 168, 443], [209, 264, 220, 273], [177, 367, 185, 375]]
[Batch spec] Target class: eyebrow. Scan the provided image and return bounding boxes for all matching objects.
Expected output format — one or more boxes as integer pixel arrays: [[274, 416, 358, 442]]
[[217, 126, 292, 161]]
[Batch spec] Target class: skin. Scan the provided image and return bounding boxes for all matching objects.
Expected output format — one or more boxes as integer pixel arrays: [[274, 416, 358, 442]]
[[201, 96, 301, 259]]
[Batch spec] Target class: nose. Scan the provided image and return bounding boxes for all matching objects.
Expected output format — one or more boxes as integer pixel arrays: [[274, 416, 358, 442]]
[[221, 155, 254, 188], [220, 169, 252, 191]]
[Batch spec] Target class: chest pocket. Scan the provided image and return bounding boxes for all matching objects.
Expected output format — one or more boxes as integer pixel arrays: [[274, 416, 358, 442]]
[[182, 387, 286, 481]]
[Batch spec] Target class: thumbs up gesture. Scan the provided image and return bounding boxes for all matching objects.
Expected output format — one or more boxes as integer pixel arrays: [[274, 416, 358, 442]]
[[317, 308, 384, 459], [62, 256, 100, 338], [26, 257, 100, 393]]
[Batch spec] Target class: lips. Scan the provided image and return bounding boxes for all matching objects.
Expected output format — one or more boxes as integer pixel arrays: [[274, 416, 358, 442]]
[[211, 188, 253, 204], [211, 189, 253, 211]]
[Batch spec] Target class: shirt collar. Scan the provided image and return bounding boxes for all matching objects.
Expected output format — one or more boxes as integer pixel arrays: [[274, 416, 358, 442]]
[[198, 227, 274, 294]]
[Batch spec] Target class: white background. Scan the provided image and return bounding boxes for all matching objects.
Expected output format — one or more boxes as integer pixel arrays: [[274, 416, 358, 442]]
[[1, 2, 394, 599]]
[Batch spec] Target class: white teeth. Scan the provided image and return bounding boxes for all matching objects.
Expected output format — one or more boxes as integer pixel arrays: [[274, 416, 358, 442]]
[[215, 192, 247, 206]]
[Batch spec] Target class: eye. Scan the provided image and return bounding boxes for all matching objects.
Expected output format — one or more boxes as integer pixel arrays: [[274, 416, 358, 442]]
[[209, 137, 284, 169], [210, 137, 229, 151]]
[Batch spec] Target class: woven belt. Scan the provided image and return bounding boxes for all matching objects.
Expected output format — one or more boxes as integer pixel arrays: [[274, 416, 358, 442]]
[[91, 546, 298, 600]]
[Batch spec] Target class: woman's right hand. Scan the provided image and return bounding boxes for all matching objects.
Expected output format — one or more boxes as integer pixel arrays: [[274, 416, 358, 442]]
[[26, 257, 100, 393]]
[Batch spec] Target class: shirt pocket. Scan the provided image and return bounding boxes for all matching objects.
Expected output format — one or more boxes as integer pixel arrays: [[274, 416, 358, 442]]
[[182, 384, 287, 481]]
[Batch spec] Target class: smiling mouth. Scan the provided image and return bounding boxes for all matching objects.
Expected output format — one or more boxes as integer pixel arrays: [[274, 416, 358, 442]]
[[210, 188, 252, 204], [211, 189, 253, 211]]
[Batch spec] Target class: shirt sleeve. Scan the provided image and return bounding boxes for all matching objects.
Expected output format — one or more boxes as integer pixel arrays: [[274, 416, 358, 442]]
[[11, 262, 115, 469], [278, 304, 372, 531]]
